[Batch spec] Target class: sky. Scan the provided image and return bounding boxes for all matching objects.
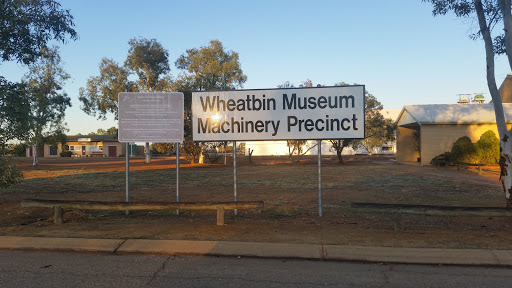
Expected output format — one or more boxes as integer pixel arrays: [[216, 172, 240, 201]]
[[2, 0, 511, 135]]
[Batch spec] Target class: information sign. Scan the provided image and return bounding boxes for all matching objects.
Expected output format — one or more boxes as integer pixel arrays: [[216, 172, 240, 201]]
[[118, 92, 184, 143], [192, 86, 365, 141]]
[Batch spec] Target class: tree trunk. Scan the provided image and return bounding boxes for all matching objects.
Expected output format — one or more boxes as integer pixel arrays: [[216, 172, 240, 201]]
[[32, 142, 38, 166], [498, 0, 512, 68], [475, 0, 512, 207], [198, 149, 204, 164], [337, 149, 344, 164], [145, 142, 151, 164]]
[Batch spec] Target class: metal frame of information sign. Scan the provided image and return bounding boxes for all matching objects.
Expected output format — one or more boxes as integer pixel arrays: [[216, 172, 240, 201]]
[[192, 86, 365, 216], [118, 92, 184, 211]]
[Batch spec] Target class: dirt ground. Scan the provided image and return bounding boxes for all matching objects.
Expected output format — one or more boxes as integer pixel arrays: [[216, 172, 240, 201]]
[[1, 155, 510, 250]]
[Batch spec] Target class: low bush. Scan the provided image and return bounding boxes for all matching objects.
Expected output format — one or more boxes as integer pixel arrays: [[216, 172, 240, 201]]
[[0, 157, 23, 188], [430, 152, 452, 165], [60, 151, 72, 157], [451, 136, 477, 163], [475, 130, 499, 164]]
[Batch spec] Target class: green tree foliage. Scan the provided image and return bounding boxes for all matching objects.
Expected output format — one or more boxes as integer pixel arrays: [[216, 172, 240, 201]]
[[0, 0, 76, 186], [0, 0, 77, 65], [151, 143, 175, 155], [451, 136, 478, 163], [79, 58, 133, 120], [9, 143, 28, 157], [476, 130, 500, 164], [24, 46, 71, 165], [88, 127, 118, 136], [0, 157, 23, 188], [352, 92, 396, 155], [125, 38, 171, 92], [0, 78, 31, 145], [174, 40, 247, 91], [174, 40, 247, 163], [79, 38, 173, 119]]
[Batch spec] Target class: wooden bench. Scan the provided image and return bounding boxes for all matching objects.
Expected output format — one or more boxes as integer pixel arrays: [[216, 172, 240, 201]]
[[455, 161, 486, 175], [351, 202, 512, 231], [21, 199, 264, 226], [90, 151, 104, 157]]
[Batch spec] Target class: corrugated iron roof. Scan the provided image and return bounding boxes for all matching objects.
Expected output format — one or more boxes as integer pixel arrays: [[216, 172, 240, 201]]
[[396, 104, 512, 126]]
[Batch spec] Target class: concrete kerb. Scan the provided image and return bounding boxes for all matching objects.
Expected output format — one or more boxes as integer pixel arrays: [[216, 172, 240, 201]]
[[1, 236, 512, 267], [0, 236, 123, 253]]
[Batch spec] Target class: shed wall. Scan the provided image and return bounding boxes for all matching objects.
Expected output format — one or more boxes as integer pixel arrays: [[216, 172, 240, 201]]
[[396, 127, 419, 163], [419, 124, 507, 165]]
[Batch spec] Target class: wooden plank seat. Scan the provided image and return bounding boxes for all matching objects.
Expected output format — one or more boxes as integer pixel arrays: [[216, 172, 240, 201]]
[[90, 151, 104, 157], [22, 199, 264, 226], [454, 161, 486, 174], [351, 202, 512, 231]]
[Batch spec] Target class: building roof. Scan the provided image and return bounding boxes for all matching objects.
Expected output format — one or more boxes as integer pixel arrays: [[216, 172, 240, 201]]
[[66, 134, 118, 142], [396, 104, 512, 128]]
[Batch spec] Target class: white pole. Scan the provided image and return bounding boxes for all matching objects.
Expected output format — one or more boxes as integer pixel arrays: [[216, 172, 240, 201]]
[[176, 143, 180, 215], [233, 141, 238, 216], [318, 140, 322, 217], [125, 142, 130, 215]]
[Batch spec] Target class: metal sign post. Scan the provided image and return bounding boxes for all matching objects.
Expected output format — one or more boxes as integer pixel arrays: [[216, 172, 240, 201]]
[[318, 140, 322, 217], [191, 87, 365, 218], [176, 142, 180, 215], [118, 92, 184, 211], [125, 142, 130, 215], [233, 141, 238, 216]]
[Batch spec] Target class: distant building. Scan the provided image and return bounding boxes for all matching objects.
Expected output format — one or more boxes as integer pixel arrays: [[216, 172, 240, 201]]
[[244, 109, 401, 156], [395, 104, 512, 165], [26, 135, 127, 158]]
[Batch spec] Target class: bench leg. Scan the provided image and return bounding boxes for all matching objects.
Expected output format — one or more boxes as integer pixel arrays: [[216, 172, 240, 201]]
[[216, 206, 225, 226], [54, 206, 63, 224], [393, 212, 404, 231]]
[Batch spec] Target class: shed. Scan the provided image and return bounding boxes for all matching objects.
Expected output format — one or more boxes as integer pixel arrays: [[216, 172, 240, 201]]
[[395, 104, 512, 165]]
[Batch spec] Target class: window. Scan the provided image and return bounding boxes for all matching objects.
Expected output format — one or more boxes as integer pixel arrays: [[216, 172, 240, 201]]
[[70, 146, 74, 151], [49, 145, 57, 156]]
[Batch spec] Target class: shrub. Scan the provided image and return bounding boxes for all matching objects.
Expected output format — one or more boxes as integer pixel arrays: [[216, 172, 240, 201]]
[[10, 143, 28, 157], [60, 151, 72, 157], [475, 130, 500, 164], [0, 157, 23, 188], [430, 152, 451, 165], [450, 136, 477, 163]]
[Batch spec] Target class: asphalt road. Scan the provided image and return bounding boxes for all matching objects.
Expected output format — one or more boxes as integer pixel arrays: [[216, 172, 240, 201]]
[[0, 250, 511, 288]]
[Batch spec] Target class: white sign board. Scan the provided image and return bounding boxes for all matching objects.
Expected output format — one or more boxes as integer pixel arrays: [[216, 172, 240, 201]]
[[192, 86, 365, 141], [118, 92, 184, 143]]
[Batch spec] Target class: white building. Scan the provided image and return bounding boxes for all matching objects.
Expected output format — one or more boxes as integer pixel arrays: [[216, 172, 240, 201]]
[[244, 109, 400, 156]]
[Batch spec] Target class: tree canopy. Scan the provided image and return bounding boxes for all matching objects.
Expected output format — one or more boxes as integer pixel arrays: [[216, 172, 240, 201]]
[[174, 40, 247, 91], [79, 38, 173, 120], [79, 58, 132, 120], [0, 0, 77, 65], [0, 78, 30, 145], [125, 38, 171, 92], [24, 46, 71, 165]]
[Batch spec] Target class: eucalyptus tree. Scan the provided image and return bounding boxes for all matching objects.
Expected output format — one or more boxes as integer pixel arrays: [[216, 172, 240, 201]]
[[0, 79, 30, 150], [0, 0, 77, 65], [174, 40, 247, 163], [125, 38, 172, 163], [0, 0, 76, 184], [24, 46, 71, 166], [79, 38, 172, 164], [424, 0, 512, 207]]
